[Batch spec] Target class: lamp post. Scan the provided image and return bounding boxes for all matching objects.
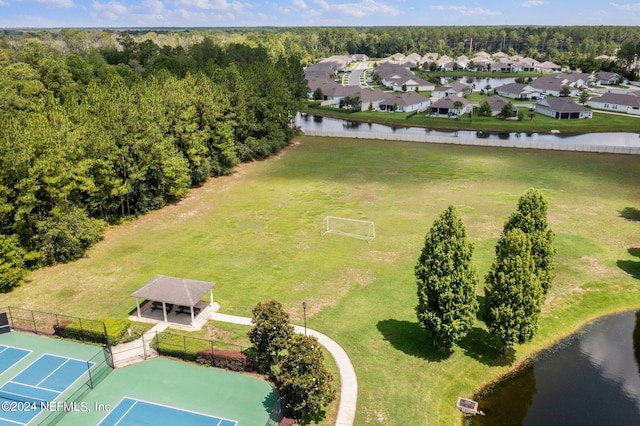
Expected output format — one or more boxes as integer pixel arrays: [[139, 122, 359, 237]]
[[302, 301, 307, 336]]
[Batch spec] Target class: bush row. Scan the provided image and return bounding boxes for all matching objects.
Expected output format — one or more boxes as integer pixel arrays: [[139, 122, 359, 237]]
[[54, 317, 131, 346], [152, 332, 257, 373]]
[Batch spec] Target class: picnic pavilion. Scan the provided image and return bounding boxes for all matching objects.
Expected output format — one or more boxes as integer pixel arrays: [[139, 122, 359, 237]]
[[131, 275, 216, 328]]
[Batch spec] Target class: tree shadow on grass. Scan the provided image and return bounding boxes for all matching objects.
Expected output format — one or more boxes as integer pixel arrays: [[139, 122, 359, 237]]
[[376, 319, 449, 362], [618, 247, 640, 279], [457, 295, 516, 367], [457, 326, 515, 367], [620, 207, 640, 222]]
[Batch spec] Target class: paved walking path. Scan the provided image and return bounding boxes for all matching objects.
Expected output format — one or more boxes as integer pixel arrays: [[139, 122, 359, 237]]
[[212, 312, 358, 426]]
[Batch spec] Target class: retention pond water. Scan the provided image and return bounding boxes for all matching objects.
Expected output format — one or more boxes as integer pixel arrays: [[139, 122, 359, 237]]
[[469, 310, 640, 426]]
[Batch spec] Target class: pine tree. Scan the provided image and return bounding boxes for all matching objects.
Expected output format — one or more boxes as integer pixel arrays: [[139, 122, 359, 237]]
[[415, 206, 479, 352], [484, 229, 544, 355], [503, 188, 555, 295]]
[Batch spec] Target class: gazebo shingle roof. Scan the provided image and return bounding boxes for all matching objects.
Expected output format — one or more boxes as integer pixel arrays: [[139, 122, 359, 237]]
[[131, 275, 215, 307]]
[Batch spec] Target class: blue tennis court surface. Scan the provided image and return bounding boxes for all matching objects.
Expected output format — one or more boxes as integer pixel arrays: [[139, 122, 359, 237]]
[[0, 354, 95, 425], [0, 345, 31, 375], [99, 397, 238, 426]]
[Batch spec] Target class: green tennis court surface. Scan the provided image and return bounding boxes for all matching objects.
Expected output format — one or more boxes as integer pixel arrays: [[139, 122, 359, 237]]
[[99, 397, 237, 425], [0, 333, 280, 426]]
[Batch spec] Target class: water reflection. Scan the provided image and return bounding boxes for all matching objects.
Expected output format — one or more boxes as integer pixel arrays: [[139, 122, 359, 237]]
[[470, 311, 640, 425], [297, 113, 640, 147]]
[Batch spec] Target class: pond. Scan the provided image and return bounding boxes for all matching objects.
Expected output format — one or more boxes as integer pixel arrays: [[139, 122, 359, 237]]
[[296, 113, 640, 147], [469, 310, 640, 426]]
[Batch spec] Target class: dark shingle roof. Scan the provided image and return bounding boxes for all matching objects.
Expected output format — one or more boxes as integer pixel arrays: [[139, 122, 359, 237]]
[[131, 275, 215, 306]]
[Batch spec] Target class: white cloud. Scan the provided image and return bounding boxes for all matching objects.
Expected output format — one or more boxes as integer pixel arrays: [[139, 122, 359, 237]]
[[174, 0, 246, 12], [610, 2, 640, 12], [430, 4, 501, 16], [520, 0, 545, 7], [310, 0, 399, 18], [36, 0, 74, 8]]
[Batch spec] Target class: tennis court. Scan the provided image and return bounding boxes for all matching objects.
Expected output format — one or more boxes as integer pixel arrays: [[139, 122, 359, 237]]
[[99, 397, 237, 425], [0, 345, 31, 375], [0, 352, 95, 425]]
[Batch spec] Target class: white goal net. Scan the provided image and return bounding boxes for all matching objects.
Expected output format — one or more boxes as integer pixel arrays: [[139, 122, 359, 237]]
[[321, 216, 375, 242]]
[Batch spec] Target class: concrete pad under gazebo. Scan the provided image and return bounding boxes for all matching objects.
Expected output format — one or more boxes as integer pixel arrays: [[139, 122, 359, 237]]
[[130, 275, 216, 329]]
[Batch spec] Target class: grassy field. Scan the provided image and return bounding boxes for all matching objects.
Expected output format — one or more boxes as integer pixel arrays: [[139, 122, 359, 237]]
[[4, 136, 640, 425]]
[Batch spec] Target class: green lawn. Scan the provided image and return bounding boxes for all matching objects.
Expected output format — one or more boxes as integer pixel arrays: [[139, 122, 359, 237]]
[[5, 137, 640, 425]]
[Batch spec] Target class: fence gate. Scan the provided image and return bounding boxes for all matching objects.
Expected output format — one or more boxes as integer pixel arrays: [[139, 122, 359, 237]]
[[109, 332, 158, 368]]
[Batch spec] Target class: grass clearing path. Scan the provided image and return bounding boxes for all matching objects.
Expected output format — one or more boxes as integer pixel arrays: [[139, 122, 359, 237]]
[[5, 136, 640, 424]]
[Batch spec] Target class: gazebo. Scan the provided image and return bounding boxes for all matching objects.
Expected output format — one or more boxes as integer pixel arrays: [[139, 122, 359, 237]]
[[131, 275, 215, 326]]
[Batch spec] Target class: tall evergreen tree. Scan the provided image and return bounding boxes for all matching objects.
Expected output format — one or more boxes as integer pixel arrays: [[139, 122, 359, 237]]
[[503, 189, 555, 295], [415, 205, 479, 352], [484, 228, 544, 355]]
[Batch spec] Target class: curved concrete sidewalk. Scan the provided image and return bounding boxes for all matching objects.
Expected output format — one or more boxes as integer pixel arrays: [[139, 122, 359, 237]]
[[212, 313, 357, 426]]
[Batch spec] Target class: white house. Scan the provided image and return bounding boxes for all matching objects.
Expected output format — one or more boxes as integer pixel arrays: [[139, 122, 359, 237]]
[[379, 92, 431, 113], [429, 95, 471, 118], [534, 98, 593, 119], [587, 92, 640, 115]]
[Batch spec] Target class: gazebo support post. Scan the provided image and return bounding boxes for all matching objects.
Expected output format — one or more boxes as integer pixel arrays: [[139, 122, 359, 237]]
[[135, 298, 141, 318], [162, 302, 168, 322]]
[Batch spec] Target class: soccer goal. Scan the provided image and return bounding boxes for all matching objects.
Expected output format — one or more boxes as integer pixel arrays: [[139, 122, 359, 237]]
[[321, 216, 375, 242]]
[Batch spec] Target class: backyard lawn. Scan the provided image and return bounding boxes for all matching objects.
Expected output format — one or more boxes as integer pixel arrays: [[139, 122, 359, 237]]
[[4, 136, 640, 425]]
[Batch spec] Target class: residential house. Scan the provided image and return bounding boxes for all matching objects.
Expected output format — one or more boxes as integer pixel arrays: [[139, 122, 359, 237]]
[[429, 95, 471, 118], [490, 61, 514, 72], [405, 53, 422, 64], [375, 63, 435, 92], [534, 98, 593, 119], [494, 82, 540, 99], [481, 95, 518, 117], [431, 81, 470, 99], [388, 53, 405, 63], [537, 61, 562, 72], [530, 75, 571, 97], [379, 92, 431, 113], [594, 72, 621, 85], [587, 92, 640, 115]]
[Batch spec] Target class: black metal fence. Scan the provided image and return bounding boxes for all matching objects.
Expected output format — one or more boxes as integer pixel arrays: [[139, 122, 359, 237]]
[[1, 306, 109, 346], [36, 346, 112, 425], [151, 330, 258, 372]]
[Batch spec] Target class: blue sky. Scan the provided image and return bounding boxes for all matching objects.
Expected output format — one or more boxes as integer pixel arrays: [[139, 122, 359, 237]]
[[0, 0, 638, 28]]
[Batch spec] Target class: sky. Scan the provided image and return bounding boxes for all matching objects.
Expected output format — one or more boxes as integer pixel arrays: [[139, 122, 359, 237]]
[[0, 0, 639, 28]]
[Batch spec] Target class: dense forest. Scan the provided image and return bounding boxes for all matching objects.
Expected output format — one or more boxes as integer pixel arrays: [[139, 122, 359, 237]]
[[0, 31, 307, 289], [0, 26, 639, 291]]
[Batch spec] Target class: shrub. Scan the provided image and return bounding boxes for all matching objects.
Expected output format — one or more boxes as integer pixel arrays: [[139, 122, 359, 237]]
[[153, 332, 210, 362], [59, 317, 130, 346], [195, 348, 258, 372]]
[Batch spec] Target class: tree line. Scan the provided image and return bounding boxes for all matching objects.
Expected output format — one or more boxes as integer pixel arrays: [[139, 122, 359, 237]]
[[0, 34, 306, 291], [3, 26, 640, 73], [415, 189, 555, 355]]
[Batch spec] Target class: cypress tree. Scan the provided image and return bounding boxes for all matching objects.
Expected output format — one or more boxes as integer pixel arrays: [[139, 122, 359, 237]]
[[484, 228, 544, 355], [415, 205, 479, 352], [503, 188, 555, 295]]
